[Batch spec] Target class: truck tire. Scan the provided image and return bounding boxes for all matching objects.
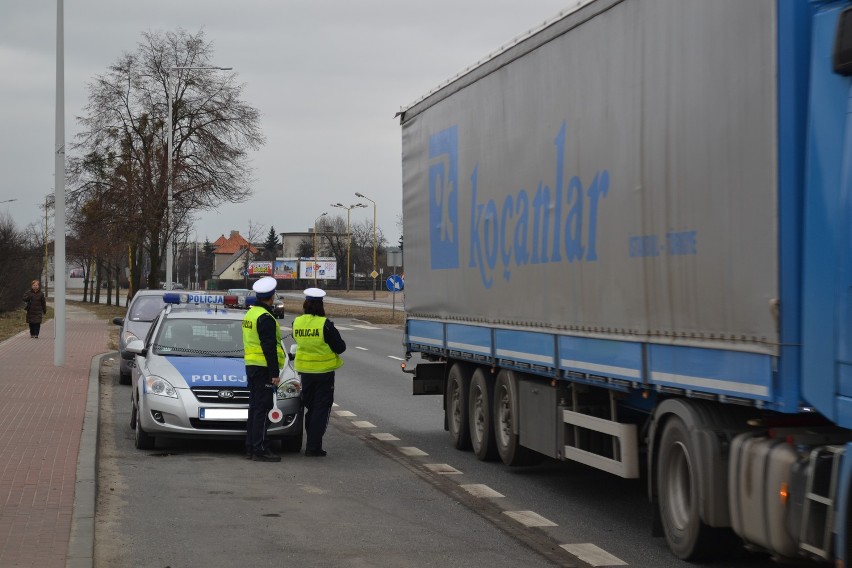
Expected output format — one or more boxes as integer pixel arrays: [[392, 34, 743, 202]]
[[469, 368, 498, 461], [447, 363, 472, 450], [657, 416, 716, 560], [493, 370, 542, 466]]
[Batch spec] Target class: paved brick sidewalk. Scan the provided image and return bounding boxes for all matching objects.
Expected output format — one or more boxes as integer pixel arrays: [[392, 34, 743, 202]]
[[0, 305, 109, 568]]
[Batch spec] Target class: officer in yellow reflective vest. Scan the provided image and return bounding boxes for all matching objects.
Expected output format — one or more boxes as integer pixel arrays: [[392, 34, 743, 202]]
[[242, 276, 285, 462], [293, 287, 346, 457]]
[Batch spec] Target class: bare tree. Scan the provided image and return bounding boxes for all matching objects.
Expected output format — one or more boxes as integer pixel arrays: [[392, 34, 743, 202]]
[[69, 28, 265, 291]]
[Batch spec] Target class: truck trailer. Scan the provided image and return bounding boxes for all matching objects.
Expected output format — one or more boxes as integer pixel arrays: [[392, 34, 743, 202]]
[[398, 0, 852, 562]]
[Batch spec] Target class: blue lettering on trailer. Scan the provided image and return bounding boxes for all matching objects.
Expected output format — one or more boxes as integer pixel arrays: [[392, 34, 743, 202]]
[[428, 122, 609, 288]]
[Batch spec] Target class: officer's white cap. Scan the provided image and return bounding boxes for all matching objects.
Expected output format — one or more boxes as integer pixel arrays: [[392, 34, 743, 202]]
[[303, 287, 326, 299], [253, 276, 277, 297]]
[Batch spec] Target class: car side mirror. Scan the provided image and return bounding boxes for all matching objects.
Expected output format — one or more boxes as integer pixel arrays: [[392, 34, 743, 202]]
[[126, 338, 146, 355], [288, 344, 298, 361]]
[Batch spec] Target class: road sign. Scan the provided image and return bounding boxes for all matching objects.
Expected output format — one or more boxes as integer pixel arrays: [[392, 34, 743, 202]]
[[386, 274, 404, 292], [370, 270, 379, 279]]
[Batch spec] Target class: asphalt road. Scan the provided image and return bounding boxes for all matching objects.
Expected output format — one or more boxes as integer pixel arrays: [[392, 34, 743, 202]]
[[94, 317, 788, 567]]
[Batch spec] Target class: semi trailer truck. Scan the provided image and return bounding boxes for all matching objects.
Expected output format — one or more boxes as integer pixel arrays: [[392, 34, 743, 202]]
[[398, 0, 852, 562]]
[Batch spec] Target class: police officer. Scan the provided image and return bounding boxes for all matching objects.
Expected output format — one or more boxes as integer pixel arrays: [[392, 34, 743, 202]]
[[293, 288, 346, 457], [242, 276, 285, 462]]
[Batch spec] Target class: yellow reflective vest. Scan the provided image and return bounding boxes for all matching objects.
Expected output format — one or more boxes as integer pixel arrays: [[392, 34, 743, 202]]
[[293, 314, 343, 373], [242, 305, 284, 368]]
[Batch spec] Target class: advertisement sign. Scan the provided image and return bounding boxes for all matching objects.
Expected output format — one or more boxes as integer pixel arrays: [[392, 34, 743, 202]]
[[273, 258, 299, 280], [299, 257, 337, 280], [247, 261, 273, 276]]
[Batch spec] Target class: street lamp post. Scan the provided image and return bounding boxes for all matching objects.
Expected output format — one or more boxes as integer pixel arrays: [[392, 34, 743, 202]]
[[313, 212, 328, 287], [354, 192, 377, 299], [165, 65, 231, 291], [331, 202, 367, 292]]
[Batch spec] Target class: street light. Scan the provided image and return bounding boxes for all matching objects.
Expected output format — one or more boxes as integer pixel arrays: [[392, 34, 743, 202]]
[[165, 65, 232, 291], [354, 192, 377, 300], [331, 202, 367, 292], [313, 212, 328, 287]]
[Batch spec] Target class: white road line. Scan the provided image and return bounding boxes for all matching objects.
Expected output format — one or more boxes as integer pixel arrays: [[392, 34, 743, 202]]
[[334, 410, 356, 417], [398, 447, 428, 457], [387, 355, 404, 361], [371, 433, 399, 441], [503, 510, 557, 527], [335, 326, 352, 331], [355, 346, 369, 351], [461, 484, 504, 499], [351, 420, 376, 429], [425, 463, 463, 475], [560, 544, 627, 566], [352, 324, 379, 330], [332, 402, 339, 407]]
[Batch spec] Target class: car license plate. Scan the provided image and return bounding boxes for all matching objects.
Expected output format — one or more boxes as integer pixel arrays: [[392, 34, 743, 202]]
[[199, 408, 248, 420]]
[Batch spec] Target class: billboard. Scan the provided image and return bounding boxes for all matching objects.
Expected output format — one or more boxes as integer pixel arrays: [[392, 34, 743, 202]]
[[247, 261, 273, 276], [299, 257, 337, 280], [273, 258, 299, 280]]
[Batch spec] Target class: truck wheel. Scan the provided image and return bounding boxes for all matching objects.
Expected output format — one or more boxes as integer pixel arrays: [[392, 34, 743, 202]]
[[469, 368, 498, 461], [493, 370, 542, 466], [447, 363, 472, 450], [134, 410, 156, 450], [657, 416, 714, 560]]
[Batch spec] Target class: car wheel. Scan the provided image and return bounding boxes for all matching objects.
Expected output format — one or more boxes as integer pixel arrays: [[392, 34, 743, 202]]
[[134, 410, 156, 450], [279, 433, 303, 453], [119, 371, 131, 386], [129, 396, 138, 430]]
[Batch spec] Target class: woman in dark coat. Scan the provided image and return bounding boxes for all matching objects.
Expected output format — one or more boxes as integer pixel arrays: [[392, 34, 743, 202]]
[[23, 280, 47, 338]]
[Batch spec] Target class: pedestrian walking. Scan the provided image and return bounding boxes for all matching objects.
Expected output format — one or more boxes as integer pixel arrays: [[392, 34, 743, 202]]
[[23, 280, 47, 338], [242, 276, 285, 462], [293, 288, 346, 457]]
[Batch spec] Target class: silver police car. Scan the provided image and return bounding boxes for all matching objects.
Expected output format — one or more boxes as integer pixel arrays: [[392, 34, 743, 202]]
[[126, 292, 302, 452]]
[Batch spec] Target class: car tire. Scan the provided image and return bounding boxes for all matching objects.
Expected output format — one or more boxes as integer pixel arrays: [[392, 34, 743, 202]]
[[279, 433, 303, 453], [119, 371, 131, 386], [134, 410, 156, 450], [129, 396, 138, 430]]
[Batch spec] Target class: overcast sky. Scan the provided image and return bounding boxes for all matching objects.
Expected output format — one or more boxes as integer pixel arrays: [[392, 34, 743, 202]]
[[2, 1, 574, 246]]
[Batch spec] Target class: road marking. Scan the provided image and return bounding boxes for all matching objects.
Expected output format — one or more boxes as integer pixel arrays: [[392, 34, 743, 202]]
[[351, 420, 376, 429], [503, 510, 557, 527], [425, 463, 462, 475], [387, 355, 404, 361], [352, 324, 379, 330], [560, 544, 627, 566], [399, 447, 428, 457], [371, 433, 399, 441], [355, 346, 369, 351], [334, 410, 356, 417], [461, 484, 504, 499], [335, 326, 352, 331]]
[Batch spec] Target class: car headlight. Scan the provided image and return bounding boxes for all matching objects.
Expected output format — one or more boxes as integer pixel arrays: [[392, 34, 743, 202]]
[[144, 376, 178, 398], [121, 331, 139, 346], [277, 377, 301, 400]]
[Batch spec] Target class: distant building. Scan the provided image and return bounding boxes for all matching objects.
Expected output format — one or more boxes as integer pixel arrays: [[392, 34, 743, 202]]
[[211, 230, 259, 280]]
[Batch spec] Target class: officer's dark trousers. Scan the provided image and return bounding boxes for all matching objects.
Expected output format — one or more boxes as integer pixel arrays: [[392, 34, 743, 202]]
[[300, 371, 335, 452], [246, 368, 274, 456]]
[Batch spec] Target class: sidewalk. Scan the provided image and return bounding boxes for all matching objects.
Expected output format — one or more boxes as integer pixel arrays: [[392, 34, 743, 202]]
[[0, 304, 109, 568]]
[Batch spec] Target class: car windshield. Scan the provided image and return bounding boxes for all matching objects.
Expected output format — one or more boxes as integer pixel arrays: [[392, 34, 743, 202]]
[[152, 318, 244, 357], [129, 296, 166, 322]]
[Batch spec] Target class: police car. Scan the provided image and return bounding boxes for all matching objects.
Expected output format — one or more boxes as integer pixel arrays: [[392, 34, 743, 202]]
[[125, 292, 302, 452]]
